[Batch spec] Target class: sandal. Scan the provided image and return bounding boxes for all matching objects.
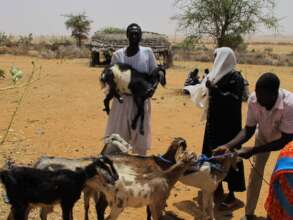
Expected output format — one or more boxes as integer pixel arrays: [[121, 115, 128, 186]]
[[219, 194, 238, 210]]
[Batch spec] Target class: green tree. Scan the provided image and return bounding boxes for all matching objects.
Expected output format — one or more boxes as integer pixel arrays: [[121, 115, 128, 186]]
[[64, 12, 92, 47], [174, 0, 278, 48]]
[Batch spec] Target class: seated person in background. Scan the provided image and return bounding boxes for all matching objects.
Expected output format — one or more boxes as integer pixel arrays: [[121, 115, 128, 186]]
[[183, 68, 200, 95]]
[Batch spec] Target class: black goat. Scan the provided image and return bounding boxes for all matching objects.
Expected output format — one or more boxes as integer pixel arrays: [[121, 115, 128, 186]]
[[100, 63, 166, 135], [0, 156, 118, 220]]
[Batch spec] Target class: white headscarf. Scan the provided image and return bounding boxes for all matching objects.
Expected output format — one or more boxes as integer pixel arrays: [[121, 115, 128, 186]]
[[187, 47, 237, 121]]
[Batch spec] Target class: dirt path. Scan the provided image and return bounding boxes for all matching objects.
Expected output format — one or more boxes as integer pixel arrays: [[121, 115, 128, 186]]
[[0, 55, 292, 219]]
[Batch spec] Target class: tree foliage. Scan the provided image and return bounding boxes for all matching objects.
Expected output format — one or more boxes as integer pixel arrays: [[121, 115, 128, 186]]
[[18, 33, 33, 47], [64, 12, 92, 47], [174, 0, 279, 48]]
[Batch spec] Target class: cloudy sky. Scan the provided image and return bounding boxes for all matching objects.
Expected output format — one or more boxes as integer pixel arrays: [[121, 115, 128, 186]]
[[0, 0, 292, 37]]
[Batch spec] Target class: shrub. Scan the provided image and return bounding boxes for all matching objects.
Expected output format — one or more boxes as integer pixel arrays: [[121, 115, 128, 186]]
[[0, 68, 5, 78], [100, 27, 125, 34], [264, 47, 273, 53], [221, 34, 247, 51], [56, 45, 90, 59], [0, 32, 8, 46], [17, 33, 33, 47], [39, 49, 56, 59]]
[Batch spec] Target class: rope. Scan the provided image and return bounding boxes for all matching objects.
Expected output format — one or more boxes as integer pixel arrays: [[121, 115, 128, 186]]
[[158, 152, 271, 187], [157, 155, 174, 165], [248, 158, 270, 186]]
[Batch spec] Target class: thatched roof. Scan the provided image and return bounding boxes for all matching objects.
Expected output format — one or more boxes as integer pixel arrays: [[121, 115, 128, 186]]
[[89, 31, 171, 53]]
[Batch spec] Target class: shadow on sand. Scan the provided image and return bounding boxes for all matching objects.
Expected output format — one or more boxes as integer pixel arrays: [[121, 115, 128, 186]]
[[173, 195, 246, 220], [161, 211, 184, 220]]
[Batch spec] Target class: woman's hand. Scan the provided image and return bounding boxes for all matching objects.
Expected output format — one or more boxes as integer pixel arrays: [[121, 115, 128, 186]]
[[213, 145, 230, 155], [237, 147, 254, 159], [205, 79, 213, 89]]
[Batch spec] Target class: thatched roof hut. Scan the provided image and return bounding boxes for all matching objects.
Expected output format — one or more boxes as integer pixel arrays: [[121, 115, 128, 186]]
[[88, 31, 172, 67]]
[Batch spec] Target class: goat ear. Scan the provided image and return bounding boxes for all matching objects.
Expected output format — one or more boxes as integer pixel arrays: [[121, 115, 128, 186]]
[[75, 167, 83, 172], [178, 138, 187, 150], [100, 155, 113, 165]]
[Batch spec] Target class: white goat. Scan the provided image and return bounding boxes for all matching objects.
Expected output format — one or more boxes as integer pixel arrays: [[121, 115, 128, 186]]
[[179, 153, 239, 220]]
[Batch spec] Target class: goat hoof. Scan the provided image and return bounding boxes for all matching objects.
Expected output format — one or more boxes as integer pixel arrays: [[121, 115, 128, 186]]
[[103, 108, 110, 115]]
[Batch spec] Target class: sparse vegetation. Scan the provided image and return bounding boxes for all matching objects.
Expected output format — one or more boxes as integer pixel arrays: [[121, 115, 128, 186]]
[[0, 33, 89, 59], [10, 66, 23, 84], [17, 33, 33, 48], [100, 27, 125, 34], [173, 47, 293, 66], [0, 31, 292, 66], [0, 69, 5, 79]]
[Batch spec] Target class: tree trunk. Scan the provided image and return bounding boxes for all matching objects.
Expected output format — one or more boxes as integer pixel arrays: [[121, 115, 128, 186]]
[[77, 37, 82, 48], [217, 37, 225, 48]]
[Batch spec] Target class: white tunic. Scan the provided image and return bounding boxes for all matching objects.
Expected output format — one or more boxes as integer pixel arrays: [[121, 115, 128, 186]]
[[105, 46, 157, 155]]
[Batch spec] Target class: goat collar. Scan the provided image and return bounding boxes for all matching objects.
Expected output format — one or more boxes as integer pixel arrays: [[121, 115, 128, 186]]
[[196, 153, 235, 166], [156, 155, 175, 165]]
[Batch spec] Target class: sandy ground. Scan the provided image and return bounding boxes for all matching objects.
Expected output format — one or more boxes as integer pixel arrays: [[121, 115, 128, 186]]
[[0, 55, 293, 219]]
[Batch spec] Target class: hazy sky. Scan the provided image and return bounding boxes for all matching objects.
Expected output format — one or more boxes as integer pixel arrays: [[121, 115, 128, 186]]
[[1, 0, 292, 37]]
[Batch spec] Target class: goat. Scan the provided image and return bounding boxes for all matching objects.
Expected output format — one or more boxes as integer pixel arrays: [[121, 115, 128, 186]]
[[100, 63, 166, 135], [0, 156, 118, 220], [35, 136, 187, 220], [179, 152, 239, 220], [95, 137, 189, 220], [98, 151, 196, 220], [145, 150, 239, 220], [34, 134, 132, 220], [98, 135, 238, 220]]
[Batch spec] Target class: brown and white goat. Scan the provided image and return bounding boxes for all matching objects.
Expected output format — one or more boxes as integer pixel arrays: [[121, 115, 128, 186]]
[[95, 136, 188, 220], [101, 136, 238, 220], [98, 151, 196, 220], [94, 135, 239, 220]]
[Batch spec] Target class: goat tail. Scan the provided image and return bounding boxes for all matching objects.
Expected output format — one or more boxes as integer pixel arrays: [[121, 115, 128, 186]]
[[100, 135, 110, 141]]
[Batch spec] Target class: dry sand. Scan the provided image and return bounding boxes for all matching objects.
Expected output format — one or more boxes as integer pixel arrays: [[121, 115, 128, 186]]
[[0, 55, 293, 219]]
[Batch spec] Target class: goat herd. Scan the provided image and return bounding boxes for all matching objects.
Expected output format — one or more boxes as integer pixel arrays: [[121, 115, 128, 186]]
[[0, 64, 238, 220]]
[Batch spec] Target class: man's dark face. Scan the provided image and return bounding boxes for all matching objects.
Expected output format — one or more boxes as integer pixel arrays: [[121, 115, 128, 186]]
[[255, 87, 278, 110], [127, 27, 141, 45]]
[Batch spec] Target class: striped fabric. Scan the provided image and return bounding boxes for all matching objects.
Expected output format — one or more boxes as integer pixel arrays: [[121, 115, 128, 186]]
[[265, 141, 293, 220]]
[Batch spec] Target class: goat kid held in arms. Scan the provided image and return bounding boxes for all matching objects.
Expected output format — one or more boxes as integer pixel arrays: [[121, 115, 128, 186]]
[[214, 73, 293, 220], [0, 156, 118, 220], [103, 23, 158, 156], [100, 63, 166, 135]]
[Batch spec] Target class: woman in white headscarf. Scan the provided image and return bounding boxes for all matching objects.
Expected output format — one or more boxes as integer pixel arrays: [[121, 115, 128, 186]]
[[198, 47, 246, 208]]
